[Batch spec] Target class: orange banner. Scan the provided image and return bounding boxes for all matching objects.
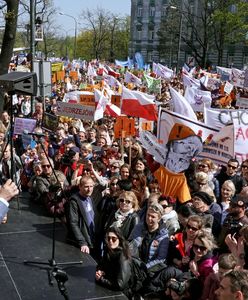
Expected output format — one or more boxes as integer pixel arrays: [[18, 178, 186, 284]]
[[111, 95, 121, 108], [79, 94, 95, 107], [114, 116, 135, 138]]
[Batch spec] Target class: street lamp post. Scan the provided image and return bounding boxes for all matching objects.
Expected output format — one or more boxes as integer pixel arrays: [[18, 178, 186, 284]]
[[59, 12, 77, 59], [169, 5, 183, 72]]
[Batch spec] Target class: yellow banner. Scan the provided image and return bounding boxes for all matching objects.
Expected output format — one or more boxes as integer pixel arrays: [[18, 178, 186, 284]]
[[51, 62, 64, 72]]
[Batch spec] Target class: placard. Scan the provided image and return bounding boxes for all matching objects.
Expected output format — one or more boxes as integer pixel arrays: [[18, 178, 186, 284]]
[[114, 116, 135, 138], [79, 94, 95, 106], [111, 95, 121, 108], [14, 118, 37, 135], [42, 112, 59, 132], [57, 102, 95, 121]]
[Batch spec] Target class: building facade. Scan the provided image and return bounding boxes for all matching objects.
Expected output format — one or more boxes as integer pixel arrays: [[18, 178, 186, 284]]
[[129, 0, 248, 69]]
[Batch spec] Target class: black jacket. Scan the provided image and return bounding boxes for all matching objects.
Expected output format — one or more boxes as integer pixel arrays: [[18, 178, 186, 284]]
[[96, 248, 132, 291], [68, 192, 95, 248], [105, 211, 140, 240]]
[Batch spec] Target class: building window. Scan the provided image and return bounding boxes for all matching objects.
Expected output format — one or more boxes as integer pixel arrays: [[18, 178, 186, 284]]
[[227, 54, 234, 67], [137, 30, 142, 41], [243, 55, 248, 66], [149, 30, 155, 40], [149, 6, 155, 17], [148, 51, 153, 62], [137, 6, 143, 17], [161, 6, 168, 16]]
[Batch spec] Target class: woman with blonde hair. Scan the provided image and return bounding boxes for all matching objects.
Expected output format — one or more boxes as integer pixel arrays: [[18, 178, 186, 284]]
[[105, 191, 140, 240], [218, 180, 236, 224], [190, 229, 218, 284], [196, 158, 220, 198]]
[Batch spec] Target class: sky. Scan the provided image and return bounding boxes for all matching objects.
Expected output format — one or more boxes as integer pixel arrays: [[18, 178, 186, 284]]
[[53, 0, 131, 36]]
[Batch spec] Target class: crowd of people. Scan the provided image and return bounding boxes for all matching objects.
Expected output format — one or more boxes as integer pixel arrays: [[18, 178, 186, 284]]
[[1, 62, 248, 300]]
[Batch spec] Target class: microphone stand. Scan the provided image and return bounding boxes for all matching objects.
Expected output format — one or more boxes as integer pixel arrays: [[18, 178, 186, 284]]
[[24, 135, 82, 297]]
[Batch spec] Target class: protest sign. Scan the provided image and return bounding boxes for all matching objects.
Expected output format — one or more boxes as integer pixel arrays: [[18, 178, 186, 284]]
[[236, 95, 248, 108], [57, 102, 95, 121], [204, 107, 248, 129], [233, 119, 248, 162], [224, 81, 233, 95], [111, 95, 121, 108], [158, 109, 218, 145], [42, 113, 58, 132], [79, 93, 95, 106], [114, 116, 135, 138], [14, 118, 37, 135]]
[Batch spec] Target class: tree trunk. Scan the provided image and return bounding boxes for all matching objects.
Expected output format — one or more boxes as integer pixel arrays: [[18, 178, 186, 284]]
[[0, 0, 19, 75]]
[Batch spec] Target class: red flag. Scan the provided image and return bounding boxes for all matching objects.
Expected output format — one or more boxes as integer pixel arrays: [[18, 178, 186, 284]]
[[121, 86, 157, 121]]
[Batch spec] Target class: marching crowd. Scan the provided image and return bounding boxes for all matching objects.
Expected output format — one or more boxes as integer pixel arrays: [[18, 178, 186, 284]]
[[1, 63, 248, 300]]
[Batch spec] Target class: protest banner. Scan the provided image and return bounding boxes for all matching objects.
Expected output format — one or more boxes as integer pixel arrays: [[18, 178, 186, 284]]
[[158, 109, 218, 145], [158, 109, 233, 165], [139, 118, 153, 132], [204, 107, 248, 129], [57, 102, 95, 121], [111, 95, 121, 108], [69, 71, 78, 81], [14, 118, 37, 135], [236, 95, 248, 108], [233, 119, 248, 162], [114, 116, 135, 138], [79, 93, 95, 107]]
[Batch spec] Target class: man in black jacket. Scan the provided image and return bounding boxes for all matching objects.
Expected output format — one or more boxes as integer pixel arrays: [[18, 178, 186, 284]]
[[216, 158, 245, 194], [68, 175, 96, 255]]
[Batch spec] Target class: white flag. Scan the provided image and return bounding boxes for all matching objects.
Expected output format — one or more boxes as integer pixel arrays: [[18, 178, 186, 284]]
[[124, 71, 142, 86], [94, 89, 109, 121], [170, 86, 197, 121], [154, 63, 173, 79], [184, 86, 212, 112], [182, 73, 201, 89]]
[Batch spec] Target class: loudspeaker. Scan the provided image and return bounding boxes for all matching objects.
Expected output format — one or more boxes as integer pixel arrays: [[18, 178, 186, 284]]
[[0, 72, 37, 96]]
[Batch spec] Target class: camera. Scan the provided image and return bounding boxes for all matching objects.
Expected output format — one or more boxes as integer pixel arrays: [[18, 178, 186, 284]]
[[166, 279, 186, 296], [227, 219, 244, 237], [61, 149, 76, 166]]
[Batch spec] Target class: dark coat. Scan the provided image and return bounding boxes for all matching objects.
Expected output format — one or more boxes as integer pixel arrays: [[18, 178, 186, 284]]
[[68, 192, 95, 248], [96, 248, 132, 291], [105, 211, 140, 240]]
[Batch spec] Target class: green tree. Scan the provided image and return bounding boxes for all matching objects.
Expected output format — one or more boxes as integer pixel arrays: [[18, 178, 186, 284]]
[[211, 0, 248, 65], [0, 0, 19, 75]]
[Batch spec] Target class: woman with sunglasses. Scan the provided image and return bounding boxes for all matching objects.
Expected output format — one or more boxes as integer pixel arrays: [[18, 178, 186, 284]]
[[95, 227, 132, 293], [158, 195, 180, 236], [168, 215, 204, 272], [105, 191, 140, 240], [189, 229, 218, 284]]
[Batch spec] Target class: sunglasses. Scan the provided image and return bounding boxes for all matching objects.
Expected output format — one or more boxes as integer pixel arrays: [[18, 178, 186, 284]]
[[242, 165, 248, 169], [186, 224, 199, 232], [198, 164, 208, 168], [42, 165, 51, 168], [106, 236, 118, 243], [161, 204, 169, 209], [110, 182, 118, 186], [227, 164, 237, 170], [119, 199, 132, 204], [193, 244, 207, 251]]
